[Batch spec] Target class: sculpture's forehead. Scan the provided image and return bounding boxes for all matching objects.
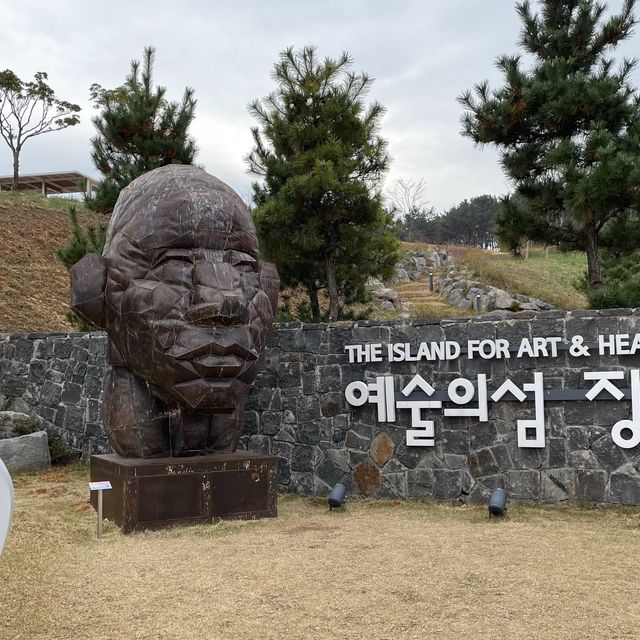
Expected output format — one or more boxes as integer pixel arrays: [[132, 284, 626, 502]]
[[115, 197, 258, 254], [102, 166, 259, 262]]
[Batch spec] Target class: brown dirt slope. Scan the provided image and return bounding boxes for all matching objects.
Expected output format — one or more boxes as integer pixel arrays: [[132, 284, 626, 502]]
[[0, 193, 103, 333]]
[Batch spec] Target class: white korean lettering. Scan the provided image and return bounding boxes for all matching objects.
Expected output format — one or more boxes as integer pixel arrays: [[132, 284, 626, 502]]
[[491, 373, 546, 447], [517, 372, 545, 448], [397, 374, 442, 447], [584, 371, 625, 401], [444, 375, 488, 421], [344, 376, 396, 422], [611, 370, 640, 449]]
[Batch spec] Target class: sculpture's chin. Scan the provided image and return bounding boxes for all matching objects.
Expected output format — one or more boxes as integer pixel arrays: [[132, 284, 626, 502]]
[[170, 377, 246, 412]]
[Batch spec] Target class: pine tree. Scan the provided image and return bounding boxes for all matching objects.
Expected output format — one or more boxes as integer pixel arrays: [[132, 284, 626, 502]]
[[60, 46, 196, 329], [57, 206, 106, 269], [459, 0, 640, 289], [440, 195, 501, 248], [247, 46, 399, 321], [88, 46, 197, 213], [56, 205, 107, 330]]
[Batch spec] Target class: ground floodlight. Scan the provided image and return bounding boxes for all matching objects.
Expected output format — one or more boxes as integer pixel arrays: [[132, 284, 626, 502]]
[[488, 488, 507, 517], [328, 483, 347, 510]]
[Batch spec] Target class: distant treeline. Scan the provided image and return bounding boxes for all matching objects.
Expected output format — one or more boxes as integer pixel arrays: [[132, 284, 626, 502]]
[[395, 194, 501, 248]]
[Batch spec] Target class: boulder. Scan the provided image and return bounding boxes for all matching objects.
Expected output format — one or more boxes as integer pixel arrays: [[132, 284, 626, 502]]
[[466, 286, 484, 300], [0, 432, 51, 473], [372, 287, 399, 302], [532, 298, 554, 310], [448, 289, 464, 306], [0, 412, 35, 439], [493, 289, 516, 310], [441, 281, 455, 296]]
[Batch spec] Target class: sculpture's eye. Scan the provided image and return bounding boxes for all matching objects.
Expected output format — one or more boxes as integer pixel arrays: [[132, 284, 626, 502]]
[[227, 251, 258, 273], [152, 250, 194, 269]]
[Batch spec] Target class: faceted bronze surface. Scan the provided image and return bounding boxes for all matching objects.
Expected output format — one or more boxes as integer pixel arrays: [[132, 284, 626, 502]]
[[71, 165, 279, 457]]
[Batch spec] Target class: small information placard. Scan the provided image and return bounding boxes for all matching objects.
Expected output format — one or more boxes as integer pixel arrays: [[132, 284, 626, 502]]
[[89, 480, 112, 539], [89, 481, 112, 491]]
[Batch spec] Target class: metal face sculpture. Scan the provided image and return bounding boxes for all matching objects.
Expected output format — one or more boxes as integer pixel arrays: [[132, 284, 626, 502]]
[[70, 165, 279, 458]]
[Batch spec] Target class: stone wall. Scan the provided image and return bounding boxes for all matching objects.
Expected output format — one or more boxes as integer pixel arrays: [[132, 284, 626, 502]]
[[0, 332, 108, 457], [3, 309, 640, 505], [392, 248, 453, 283]]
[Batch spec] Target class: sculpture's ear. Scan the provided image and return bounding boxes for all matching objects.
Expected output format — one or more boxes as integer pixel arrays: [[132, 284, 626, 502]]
[[70, 253, 108, 329], [260, 261, 280, 315]]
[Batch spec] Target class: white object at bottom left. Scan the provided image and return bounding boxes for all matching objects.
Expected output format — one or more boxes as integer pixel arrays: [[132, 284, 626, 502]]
[[0, 457, 14, 553]]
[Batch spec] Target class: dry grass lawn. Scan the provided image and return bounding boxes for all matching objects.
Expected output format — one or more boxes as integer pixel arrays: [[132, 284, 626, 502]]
[[2, 466, 640, 639]]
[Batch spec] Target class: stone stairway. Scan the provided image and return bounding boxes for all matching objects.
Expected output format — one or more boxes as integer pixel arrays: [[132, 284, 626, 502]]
[[394, 278, 464, 317]]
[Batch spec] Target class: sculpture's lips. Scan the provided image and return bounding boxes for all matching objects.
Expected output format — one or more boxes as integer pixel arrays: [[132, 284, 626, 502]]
[[192, 354, 243, 377], [164, 338, 258, 362]]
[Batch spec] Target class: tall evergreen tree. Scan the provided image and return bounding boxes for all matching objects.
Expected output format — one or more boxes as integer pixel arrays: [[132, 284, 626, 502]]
[[459, 0, 640, 289], [60, 46, 197, 330], [89, 46, 197, 213], [247, 46, 398, 321], [440, 195, 501, 247]]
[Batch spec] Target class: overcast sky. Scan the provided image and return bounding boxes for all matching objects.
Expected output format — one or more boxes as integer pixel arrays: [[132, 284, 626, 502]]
[[2, 0, 639, 211]]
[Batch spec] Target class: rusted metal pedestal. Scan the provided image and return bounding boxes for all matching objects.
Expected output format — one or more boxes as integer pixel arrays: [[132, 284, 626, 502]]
[[90, 452, 278, 534]]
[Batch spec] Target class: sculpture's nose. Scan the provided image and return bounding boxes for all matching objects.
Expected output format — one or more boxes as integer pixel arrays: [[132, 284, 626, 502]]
[[189, 262, 249, 325], [190, 293, 249, 325]]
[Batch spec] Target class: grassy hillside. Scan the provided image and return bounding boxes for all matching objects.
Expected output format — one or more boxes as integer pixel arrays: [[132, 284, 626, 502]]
[[0, 192, 104, 333], [447, 245, 588, 310], [404, 242, 588, 311]]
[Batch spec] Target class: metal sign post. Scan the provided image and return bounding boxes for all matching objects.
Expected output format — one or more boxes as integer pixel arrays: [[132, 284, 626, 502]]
[[89, 481, 112, 539]]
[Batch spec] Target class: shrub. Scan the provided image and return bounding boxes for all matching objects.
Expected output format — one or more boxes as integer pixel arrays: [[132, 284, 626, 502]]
[[588, 276, 640, 309], [48, 436, 76, 466]]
